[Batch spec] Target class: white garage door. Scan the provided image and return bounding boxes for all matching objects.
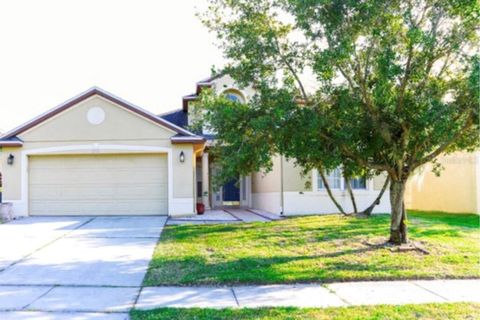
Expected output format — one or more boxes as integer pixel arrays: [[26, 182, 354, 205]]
[[29, 154, 168, 216]]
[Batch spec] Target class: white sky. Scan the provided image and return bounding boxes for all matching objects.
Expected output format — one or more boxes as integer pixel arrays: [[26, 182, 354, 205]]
[[0, 0, 224, 133]]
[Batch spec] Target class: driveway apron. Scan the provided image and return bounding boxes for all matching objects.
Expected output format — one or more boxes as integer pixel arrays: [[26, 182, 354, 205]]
[[0, 216, 166, 319]]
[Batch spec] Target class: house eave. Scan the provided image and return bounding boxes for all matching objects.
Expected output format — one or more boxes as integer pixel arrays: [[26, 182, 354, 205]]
[[171, 137, 206, 145], [0, 141, 23, 147], [182, 94, 199, 111]]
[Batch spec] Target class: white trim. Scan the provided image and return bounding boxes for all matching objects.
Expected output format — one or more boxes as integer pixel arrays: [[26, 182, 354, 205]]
[[171, 136, 205, 141], [240, 175, 252, 207], [168, 150, 174, 216], [201, 152, 210, 209], [16, 144, 173, 217]]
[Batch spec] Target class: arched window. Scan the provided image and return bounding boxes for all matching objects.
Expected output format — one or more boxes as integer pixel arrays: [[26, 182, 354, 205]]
[[223, 89, 245, 103]]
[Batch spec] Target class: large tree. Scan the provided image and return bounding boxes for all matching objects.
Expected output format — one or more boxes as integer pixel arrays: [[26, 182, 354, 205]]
[[199, 0, 480, 244]]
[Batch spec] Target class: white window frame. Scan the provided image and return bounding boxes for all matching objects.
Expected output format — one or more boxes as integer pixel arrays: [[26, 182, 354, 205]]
[[317, 168, 343, 191], [311, 168, 372, 193], [348, 176, 368, 190]]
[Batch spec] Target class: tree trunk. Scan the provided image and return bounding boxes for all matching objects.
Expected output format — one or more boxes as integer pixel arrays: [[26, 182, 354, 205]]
[[389, 179, 408, 245], [318, 169, 347, 216], [362, 176, 390, 216], [345, 178, 358, 213]]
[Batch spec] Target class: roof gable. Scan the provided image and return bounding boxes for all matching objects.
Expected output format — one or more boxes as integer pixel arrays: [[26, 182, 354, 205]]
[[1, 87, 198, 141]]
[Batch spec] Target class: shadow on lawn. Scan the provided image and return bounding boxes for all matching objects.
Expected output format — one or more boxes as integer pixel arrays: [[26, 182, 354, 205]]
[[161, 213, 474, 246], [162, 216, 388, 242], [146, 246, 411, 285], [146, 213, 480, 286]]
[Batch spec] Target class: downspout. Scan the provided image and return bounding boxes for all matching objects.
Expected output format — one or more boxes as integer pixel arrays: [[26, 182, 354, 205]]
[[280, 155, 284, 216]]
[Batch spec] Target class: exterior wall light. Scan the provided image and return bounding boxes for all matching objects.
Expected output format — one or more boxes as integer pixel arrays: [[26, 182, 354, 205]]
[[179, 151, 185, 163], [7, 154, 14, 165]]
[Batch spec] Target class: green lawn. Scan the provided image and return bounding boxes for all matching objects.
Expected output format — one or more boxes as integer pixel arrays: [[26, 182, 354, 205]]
[[131, 303, 480, 320], [144, 210, 480, 286]]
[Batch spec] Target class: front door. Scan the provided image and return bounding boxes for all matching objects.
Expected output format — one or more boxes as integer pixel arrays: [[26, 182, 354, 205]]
[[222, 178, 240, 206], [210, 165, 249, 208]]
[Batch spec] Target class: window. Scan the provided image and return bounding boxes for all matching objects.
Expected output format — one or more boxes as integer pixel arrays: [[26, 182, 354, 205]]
[[318, 168, 342, 190], [226, 93, 242, 102], [223, 90, 245, 103], [197, 181, 203, 197], [349, 176, 367, 189]]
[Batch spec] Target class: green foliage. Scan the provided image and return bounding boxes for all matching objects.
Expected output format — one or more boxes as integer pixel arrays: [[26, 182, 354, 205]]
[[198, 0, 480, 186]]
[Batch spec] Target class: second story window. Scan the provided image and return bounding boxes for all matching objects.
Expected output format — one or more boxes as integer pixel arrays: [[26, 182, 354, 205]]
[[223, 89, 245, 103], [226, 93, 242, 102]]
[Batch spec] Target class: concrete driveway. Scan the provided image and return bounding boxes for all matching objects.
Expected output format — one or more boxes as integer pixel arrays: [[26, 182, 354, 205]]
[[0, 216, 166, 320]]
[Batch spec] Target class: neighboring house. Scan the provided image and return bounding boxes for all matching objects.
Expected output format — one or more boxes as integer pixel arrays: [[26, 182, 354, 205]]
[[0, 75, 390, 218], [406, 151, 480, 214]]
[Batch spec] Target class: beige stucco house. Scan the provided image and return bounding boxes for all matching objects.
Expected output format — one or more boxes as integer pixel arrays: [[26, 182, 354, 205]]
[[0, 75, 391, 217], [0, 88, 205, 217], [406, 152, 480, 214]]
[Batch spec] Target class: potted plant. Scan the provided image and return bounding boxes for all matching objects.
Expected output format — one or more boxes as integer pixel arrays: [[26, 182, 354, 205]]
[[0, 202, 13, 222], [196, 203, 205, 215]]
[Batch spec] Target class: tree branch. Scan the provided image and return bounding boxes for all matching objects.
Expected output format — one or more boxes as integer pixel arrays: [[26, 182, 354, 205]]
[[413, 118, 474, 169], [272, 36, 309, 103], [338, 143, 395, 176], [397, 44, 414, 113], [345, 177, 358, 213], [318, 167, 348, 216], [362, 175, 390, 216]]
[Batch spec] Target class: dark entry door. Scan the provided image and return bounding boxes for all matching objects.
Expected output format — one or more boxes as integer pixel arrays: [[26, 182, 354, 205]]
[[223, 178, 240, 202]]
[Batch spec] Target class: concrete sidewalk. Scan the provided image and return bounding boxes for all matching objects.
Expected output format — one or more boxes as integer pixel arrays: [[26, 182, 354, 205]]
[[135, 279, 480, 310]]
